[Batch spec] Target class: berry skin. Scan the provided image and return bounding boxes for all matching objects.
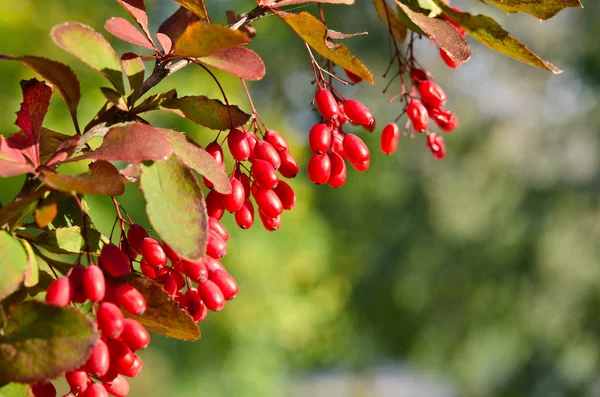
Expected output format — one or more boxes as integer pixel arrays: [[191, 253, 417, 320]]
[[102, 375, 130, 397], [278, 150, 299, 178], [45, 277, 72, 307], [235, 199, 255, 230], [342, 100, 374, 127], [85, 340, 110, 377], [344, 69, 363, 84], [440, 48, 462, 68], [121, 319, 150, 351], [307, 153, 331, 185], [273, 181, 296, 210], [254, 140, 281, 170], [208, 216, 229, 242], [259, 211, 281, 231], [331, 131, 347, 159], [253, 188, 284, 218], [381, 122, 400, 155], [158, 272, 178, 296], [427, 133, 446, 159], [206, 190, 225, 220], [309, 123, 332, 154], [31, 380, 56, 397], [205, 141, 224, 166], [126, 224, 148, 253], [223, 177, 245, 213], [227, 129, 251, 161], [182, 259, 208, 283], [327, 152, 347, 188], [140, 238, 167, 269], [252, 159, 279, 190], [140, 260, 157, 279], [114, 284, 146, 315], [198, 279, 226, 311], [66, 371, 89, 394], [209, 270, 238, 300], [428, 107, 458, 132], [407, 100, 429, 132], [82, 265, 105, 302], [82, 382, 109, 397], [265, 130, 289, 152], [68, 265, 87, 303], [203, 256, 226, 273], [120, 354, 143, 378], [97, 302, 125, 339], [100, 244, 131, 278], [314, 88, 339, 120], [349, 159, 370, 172], [107, 340, 134, 376], [245, 130, 259, 158], [409, 68, 428, 83], [207, 232, 228, 259], [342, 134, 370, 165], [418, 81, 447, 108], [184, 288, 207, 322]]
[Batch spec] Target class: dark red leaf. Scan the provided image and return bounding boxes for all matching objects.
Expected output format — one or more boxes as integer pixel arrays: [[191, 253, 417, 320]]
[[158, 7, 200, 43], [39, 128, 80, 166], [105, 17, 155, 50], [116, 0, 155, 46], [0, 136, 35, 177], [40, 160, 125, 196], [199, 47, 266, 81]]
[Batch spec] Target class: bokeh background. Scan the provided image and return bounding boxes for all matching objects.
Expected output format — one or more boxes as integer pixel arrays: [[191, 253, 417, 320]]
[[1, 1, 599, 396]]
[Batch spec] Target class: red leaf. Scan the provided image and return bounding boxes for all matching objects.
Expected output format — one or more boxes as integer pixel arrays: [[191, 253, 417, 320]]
[[66, 124, 172, 163], [105, 17, 155, 50], [0, 54, 81, 132], [158, 7, 200, 43], [156, 33, 173, 55], [199, 47, 266, 81], [0, 136, 36, 177], [39, 128, 80, 166], [116, 0, 155, 46], [40, 160, 125, 196], [15, 79, 52, 168]]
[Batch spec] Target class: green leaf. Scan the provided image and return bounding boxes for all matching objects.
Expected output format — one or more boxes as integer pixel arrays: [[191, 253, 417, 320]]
[[160, 129, 231, 194], [160, 95, 251, 131], [124, 275, 200, 340], [0, 232, 28, 301], [40, 160, 126, 196], [34, 226, 103, 254], [174, 22, 251, 58], [0, 301, 98, 382], [131, 89, 177, 114], [481, 0, 583, 20], [140, 155, 208, 261], [435, 2, 562, 73], [0, 382, 33, 397], [401, 0, 442, 16], [18, 240, 38, 289], [51, 22, 125, 94], [372, 0, 408, 43], [275, 11, 374, 83], [0, 189, 47, 230], [121, 53, 145, 94]]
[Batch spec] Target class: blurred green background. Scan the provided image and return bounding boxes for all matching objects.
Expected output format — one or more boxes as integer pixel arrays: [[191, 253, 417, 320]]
[[1, 1, 599, 396]]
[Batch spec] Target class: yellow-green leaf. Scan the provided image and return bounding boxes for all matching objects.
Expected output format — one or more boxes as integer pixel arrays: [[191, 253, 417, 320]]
[[482, 0, 583, 20], [160, 96, 251, 131], [0, 232, 28, 301], [174, 22, 251, 58], [372, 0, 407, 43]]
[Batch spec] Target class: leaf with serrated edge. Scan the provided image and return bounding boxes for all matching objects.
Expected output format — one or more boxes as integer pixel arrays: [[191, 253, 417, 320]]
[[51, 22, 125, 94], [435, 2, 562, 73], [0, 232, 28, 301], [173, 0, 210, 21], [0, 301, 98, 383], [140, 155, 208, 261], [199, 47, 266, 81], [39, 128, 80, 166], [124, 275, 200, 340], [372, 0, 407, 43], [174, 22, 250, 58], [18, 239, 38, 288], [483, 0, 582, 20], [160, 96, 251, 130], [0, 54, 81, 131], [67, 124, 172, 163], [160, 129, 231, 194], [40, 161, 125, 196], [276, 12, 374, 83], [104, 17, 154, 50]]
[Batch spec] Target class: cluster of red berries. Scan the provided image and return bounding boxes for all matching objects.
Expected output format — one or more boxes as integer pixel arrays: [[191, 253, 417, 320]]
[[127, 223, 238, 319], [307, 87, 375, 187], [204, 127, 297, 232], [41, 258, 148, 396]]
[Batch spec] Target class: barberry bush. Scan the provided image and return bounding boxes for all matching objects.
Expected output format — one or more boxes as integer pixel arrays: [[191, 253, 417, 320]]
[[0, 0, 582, 396]]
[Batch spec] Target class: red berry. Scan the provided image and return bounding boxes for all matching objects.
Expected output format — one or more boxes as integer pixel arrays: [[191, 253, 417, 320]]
[[332, 131, 347, 159], [161, 242, 182, 265], [120, 239, 137, 261], [102, 375, 130, 397], [206, 217, 228, 242], [407, 100, 429, 132], [171, 269, 186, 290], [428, 107, 458, 132], [198, 279, 226, 311], [227, 128, 250, 161], [140, 260, 156, 279], [427, 133, 446, 159], [349, 158, 370, 172], [254, 140, 281, 170], [81, 383, 108, 397], [184, 288, 207, 322], [31, 380, 56, 397], [418, 81, 447, 108], [223, 177, 245, 213], [314, 88, 339, 120], [309, 123, 331, 154], [245, 130, 259, 159], [120, 319, 150, 351], [440, 48, 462, 68], [209, 270, 238, 300], [381, 122, 400, 155], [45, 277, 72, 307], [278, 150, 299, 178], [97, 302, 125, 339], [265, 130, 289, 152], [365, 119, 376, 132], [252, 159, 279, 189], [140, 237, 167, 269], [205, 141, 224, 166], [206, 190, 225, 220], [342, 100, 374, 127], [120, 354, 142, 378], [342, 134, 370, 165], [410, 68, 428, 83], [235, 199, 255, 230], [337, 102, 349, 124], [98, 368, 119, 384], [203, 256, 226, 273], [100, 244, 131, 278], [235, 169, 252, 199], [157, 272, 178, 296], [85, 340, 110, 377], [180, 259, 206, 282], [258, 211, 281, 232], [126, 224, 148, 253], [307, 153, 331, 184], [114, 284, 146, 315], [273, 180, 296, 210], [207, 232, 228, 259], [82, 265, 105, 302], [327, 152, 347, 188], [66, 370, 89, 394], [344, 69, 363, 84], [253, 188, 284, 218], [68, 265, 86, 303], [107, 340, 134, 375]]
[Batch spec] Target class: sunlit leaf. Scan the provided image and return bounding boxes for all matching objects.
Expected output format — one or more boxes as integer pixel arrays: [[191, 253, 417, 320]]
[[38, 128, 80, 166], [116, 0, 156, 44], [0, 135, 35, 177], [199, 47, 266, 80], [104, 17, 154, 50], [482, 0, 583, 20], [174, 22, 251, 58], [121, 53, 145, 94], [34, 201, 57, 228], [0, 382, 33, 397], [40, 161, 125, 196], [0, 232, 28, 301], [173, 0, 210, 22], [34, 226, 103, 254], [160, 95, 251, 130], [158, 6, 199, 43], [18, 239, 38, 289]]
